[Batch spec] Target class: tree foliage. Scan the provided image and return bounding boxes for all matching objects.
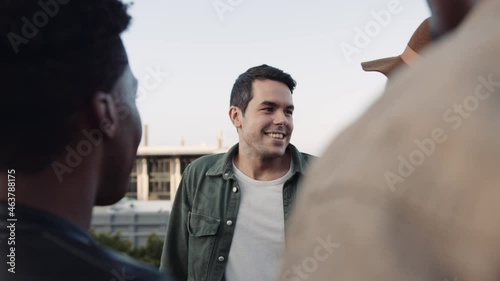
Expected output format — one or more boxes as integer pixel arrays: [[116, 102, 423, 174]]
[[89, 229, 164, 267]]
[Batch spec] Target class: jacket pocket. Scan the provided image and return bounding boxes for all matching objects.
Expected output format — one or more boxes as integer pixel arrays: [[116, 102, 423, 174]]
[[187, 212, 220, 237], [187, 212, 220, 281]]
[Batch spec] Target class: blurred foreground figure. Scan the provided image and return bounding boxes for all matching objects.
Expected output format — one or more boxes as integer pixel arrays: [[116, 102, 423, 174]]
[[0, 1, 172, 280], [282, 0, 500, 280]]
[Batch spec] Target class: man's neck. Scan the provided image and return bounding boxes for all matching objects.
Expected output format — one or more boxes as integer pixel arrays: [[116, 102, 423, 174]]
[[0, 166, 98, 230], [233, 149, 292, 181]]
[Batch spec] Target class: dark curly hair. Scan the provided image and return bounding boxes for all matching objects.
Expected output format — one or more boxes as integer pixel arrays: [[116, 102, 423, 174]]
[[230, 64, 296, 114], [0, 0, 132, 173]]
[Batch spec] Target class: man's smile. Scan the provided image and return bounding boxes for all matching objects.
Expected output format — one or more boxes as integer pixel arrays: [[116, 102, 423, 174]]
[[264, 132, 287, 140]]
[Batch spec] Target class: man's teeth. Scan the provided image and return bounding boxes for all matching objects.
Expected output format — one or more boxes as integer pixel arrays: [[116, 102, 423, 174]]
[[267, 133, 284, 139]]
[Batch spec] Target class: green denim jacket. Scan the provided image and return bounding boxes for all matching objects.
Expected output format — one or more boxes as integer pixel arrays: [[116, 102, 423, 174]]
[[159, 143, 314, 281]]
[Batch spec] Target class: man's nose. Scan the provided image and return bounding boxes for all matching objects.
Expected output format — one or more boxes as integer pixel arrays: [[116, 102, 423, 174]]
[[274, 111, 288, 126]]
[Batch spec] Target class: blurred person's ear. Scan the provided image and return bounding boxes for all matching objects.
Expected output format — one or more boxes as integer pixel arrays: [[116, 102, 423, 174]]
[[91, 92, 118, 138]]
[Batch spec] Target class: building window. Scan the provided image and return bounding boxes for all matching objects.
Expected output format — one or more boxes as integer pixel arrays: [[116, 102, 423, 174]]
[[127, 160, 138, 199], [148, 157, 171, 200]]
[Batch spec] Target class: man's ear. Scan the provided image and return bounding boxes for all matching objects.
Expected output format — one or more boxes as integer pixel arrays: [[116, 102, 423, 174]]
[[229, 106, 243, 129], [91, 92, 119, 138]]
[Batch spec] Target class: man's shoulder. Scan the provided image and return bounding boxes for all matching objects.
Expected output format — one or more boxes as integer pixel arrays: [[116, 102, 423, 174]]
[[2, 224, 174, 281], [288, 143, 317, 170], [297, 152, 316, 175], [95, 245, 174, 281], [184, 152, 227, 174], [191, 152, 226, 165], [299, 152, 316, 161]]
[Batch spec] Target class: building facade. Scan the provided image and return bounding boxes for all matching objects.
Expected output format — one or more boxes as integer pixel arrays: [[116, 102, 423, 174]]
[[126, 145, 228, 201]]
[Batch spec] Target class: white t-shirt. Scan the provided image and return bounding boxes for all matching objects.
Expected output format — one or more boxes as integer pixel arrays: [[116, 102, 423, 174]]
[[224, 161, 294, 281]]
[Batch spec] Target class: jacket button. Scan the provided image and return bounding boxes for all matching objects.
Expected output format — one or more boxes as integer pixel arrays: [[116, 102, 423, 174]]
[[218, 256, 225, 262], [232, 187, 238, 193], [226, 220, 233, 226], [224, 172, 229, 177]]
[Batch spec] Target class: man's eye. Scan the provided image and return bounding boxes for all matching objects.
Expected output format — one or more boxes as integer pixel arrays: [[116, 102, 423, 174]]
[[285, 110, 293, 116], [262, 108, 273, 112]]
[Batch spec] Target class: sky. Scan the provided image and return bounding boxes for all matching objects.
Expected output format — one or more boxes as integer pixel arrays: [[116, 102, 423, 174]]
[[122, 0, 431, 156]]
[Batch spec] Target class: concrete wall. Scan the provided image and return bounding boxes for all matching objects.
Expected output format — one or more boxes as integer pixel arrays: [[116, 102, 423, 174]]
[[91, 212, 170, 248]]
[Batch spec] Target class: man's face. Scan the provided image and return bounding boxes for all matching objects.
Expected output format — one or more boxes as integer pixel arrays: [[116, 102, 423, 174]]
[[95, 65, 142, 205], [236, 79, 294, 160]]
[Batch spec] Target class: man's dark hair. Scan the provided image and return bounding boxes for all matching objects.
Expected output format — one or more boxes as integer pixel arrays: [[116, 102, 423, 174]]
[[0, 0, 132, 173], [230, 64, 296, 114]]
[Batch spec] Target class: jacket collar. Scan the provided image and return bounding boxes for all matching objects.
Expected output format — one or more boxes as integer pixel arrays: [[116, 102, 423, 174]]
[[206, 143, 308, 178]]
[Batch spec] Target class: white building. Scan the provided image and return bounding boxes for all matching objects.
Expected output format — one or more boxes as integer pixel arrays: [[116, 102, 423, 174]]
[[91, 129, 229, 246], [127, 143, 228, 201]]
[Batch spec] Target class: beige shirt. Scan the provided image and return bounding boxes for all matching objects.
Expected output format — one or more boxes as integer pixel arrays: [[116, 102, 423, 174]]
[[282, 1, 500, 281]]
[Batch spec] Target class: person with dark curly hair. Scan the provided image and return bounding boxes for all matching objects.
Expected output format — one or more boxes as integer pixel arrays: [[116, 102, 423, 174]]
[[0, 1, 173, 280]]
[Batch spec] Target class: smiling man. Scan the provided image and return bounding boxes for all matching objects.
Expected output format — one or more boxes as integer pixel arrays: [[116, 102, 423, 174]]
[[160, 64, 314, 281]]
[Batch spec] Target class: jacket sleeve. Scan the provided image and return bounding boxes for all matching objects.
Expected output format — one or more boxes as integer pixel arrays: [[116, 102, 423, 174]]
[[159, 167, 192, 281]]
